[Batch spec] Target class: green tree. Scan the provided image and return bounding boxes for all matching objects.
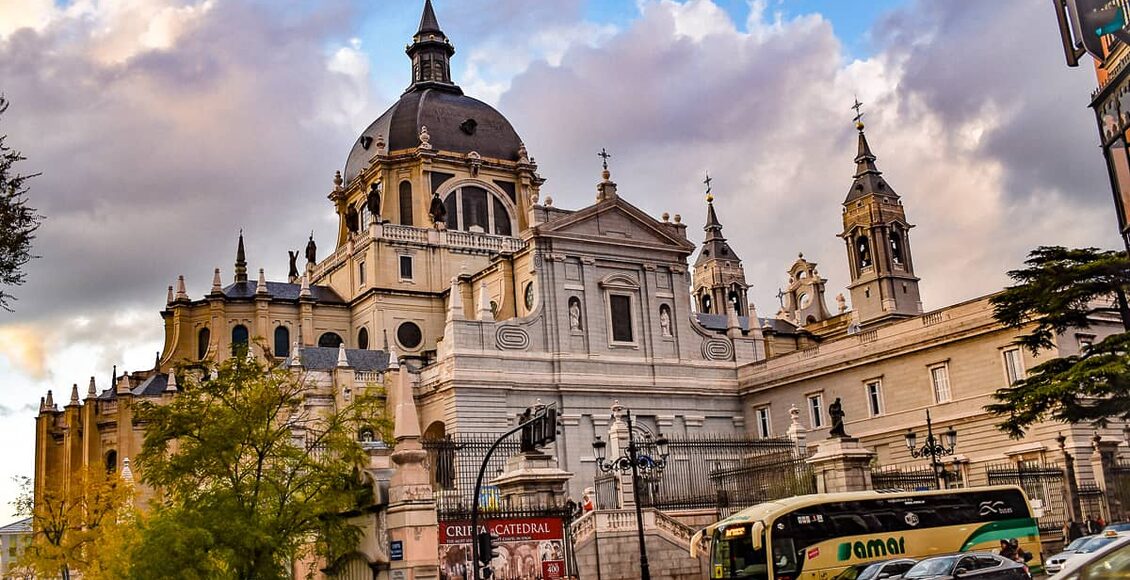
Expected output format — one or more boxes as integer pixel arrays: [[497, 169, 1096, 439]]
[[11, 468, 136, 579], [986, 246, 1130, 437], [0, 95, 43, 312], [133, 352, 391, 579]]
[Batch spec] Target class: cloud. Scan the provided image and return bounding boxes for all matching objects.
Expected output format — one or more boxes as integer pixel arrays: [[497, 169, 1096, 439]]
[[499, 0, 1118, 314]]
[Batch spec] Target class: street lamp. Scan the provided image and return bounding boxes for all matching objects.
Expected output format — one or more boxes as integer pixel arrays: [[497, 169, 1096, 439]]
[[592, 406, 669, 580], [904, 409, 958, 489]]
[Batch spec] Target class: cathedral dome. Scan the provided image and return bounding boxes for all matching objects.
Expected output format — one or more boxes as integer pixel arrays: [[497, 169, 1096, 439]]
[[341, 0, 523, 184], [342, 89, 523, 183]]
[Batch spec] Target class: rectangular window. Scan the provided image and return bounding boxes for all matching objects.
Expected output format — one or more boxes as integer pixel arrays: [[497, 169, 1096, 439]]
[[358, 261, 366, 286], [808, 393, 824, 428], [755, 407, 771, 438], [1077, 334, 1095, 351], [930, 364, 951, 403], [609, 294, 633, 343], [1003, 348, 1024, 385], [866, 380, 883, 417], [399, 255, 413, 280]]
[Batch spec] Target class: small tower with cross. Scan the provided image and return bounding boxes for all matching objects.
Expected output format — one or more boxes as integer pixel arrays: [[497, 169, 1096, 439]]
[[596, 147, 618, 202], [692, 172, 751, 318], [839, 100, 922, 326]]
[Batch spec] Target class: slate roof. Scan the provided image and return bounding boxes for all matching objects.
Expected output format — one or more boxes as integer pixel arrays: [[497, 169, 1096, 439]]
[[0, 517, 31, 535], [694, 313, 798, 335], [221, 281, 346, 304], [131, 374, 170, 397], [286, 347, 391, 372]]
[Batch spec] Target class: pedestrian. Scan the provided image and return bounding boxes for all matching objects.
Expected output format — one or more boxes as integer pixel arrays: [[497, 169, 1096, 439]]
[[1000, 539, 1017, 561], [1098, 515, 1107, 530], [1086, 515, 1100, 535], [1070, 520, 1085, 541]]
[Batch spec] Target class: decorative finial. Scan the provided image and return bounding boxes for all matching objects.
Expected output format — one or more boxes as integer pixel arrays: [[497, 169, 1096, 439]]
[[212, 268, 222, 293], [333, 170, 343, 190], [518, 142, 530, 164], [704, 171, 714, 203], [598, 147, 612, 180], [166, 285, 174, 304], [87, 376, 97, 398], [234, 230, 248, 284], [121, 457, 134, 483], [165, 370, 178, 393], [851, 97, 865, 131], [673, 214, 681, 224], [69, 384, 80, 405], [419, 125, 433, 150], [175, 275, 188, 300], [256, 268, 268, 295]]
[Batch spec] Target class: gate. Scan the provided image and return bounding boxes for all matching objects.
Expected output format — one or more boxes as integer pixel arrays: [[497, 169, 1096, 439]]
[[423, 435, 576, 580], [986, 462, 1068, 533], [1111, 460, 1130, 522], [710, 450, 815, 518], [1078, 483, 1109, 522]]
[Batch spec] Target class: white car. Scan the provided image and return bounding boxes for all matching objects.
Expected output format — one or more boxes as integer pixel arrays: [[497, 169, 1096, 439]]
[[1045, 535, 1096, 574], [1051, 532, 1130, 579]]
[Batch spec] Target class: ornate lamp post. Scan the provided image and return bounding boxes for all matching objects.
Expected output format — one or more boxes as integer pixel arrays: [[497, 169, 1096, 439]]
[[592, 406, 669, 580], [904, 409, 958, 489]]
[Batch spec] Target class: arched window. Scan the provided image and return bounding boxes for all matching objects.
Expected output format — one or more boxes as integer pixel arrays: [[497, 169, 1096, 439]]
[[399, 181, 413, 226], [728, 288, 743, 316], [231, 325, 249, 355], [701, 294, 712, 314], [441, 185, 515, 235], [318, 332, 344, 348], [889, 227, 904, 265], [274, 326, 290, 358], [105, 450, 118, 474], [357, 327, 369, 350], [197, 327, 211, 360], [856, 235, 872, 269]]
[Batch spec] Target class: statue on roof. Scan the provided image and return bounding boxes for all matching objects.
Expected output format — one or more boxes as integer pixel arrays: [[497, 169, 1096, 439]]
[[367, 181, 381, 221], [345, 206, 359, 233], [305, 233, 317, 264], [828, 397, 848, 438]]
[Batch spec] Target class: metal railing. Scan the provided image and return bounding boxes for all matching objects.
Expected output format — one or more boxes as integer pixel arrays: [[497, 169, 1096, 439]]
[[986, 461, 1067, 533], [871, 466, 940, 491]]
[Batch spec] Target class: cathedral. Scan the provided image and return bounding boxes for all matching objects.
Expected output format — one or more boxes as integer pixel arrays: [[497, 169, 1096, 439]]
[[32, 0, 1130, 576]]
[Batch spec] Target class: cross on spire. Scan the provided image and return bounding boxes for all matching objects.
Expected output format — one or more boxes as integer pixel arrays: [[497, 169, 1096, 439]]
[[598, 147, 611, 171], [852, 97, 865, 130], [776, 288, 786, 308], [704, 172, 713, 195]]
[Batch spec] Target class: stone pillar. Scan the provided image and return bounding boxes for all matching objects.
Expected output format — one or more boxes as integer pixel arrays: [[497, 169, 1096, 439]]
[[607, 402, 633, 510], [1058, 435, 1080, 523], [491, 451, 574, 512], [786, 404, 808, 453], [807, 437, 875, 493], [1091, 435, 1122, 521], [386, 350, 440, 580]]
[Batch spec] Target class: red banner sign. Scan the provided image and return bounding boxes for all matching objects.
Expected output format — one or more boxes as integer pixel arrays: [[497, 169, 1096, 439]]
[[438, 517, 567, 580]]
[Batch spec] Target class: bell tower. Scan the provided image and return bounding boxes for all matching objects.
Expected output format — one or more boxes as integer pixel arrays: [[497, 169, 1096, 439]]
[[780, 253, 831, 326], [692, 181, 750, 317], [840, 105, 922, 326]]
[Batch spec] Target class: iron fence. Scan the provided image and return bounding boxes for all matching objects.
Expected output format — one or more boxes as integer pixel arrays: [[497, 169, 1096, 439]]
[[1078, 483, 1108, 522], [631, 435, 808, 512], [1110, 460, 1130, 521], [986, 462, 1067, 533], [594, 473, 618, 510], [710, 451, 815, 518], [423, 434, 523, 518], [871, 466, 940, 491]]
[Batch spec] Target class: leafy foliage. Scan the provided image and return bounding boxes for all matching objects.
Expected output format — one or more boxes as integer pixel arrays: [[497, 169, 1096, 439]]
[[987, 246, 1130, 437], [12, 468, 136, 579], [0, 95, 43, 312], [133, 352, 391, 579]]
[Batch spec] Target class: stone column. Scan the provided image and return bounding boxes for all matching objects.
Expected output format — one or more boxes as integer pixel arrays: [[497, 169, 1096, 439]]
[[607, 402, 634, 510], [386, 350, 440, 580], [491, 450, 574, 512], [807, 437, 875, 493], [1091, 435, 1122, 521], [1057, 434, 1080, 523]]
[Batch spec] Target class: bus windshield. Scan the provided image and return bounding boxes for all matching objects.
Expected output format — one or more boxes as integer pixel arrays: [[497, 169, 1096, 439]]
[[712, 524, 768, 579]]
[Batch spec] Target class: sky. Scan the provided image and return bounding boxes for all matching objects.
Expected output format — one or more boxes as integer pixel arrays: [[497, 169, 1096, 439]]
[[0, 0, 1118, 523]]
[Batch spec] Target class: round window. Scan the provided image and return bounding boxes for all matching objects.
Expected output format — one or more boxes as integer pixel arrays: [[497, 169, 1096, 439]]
[[397, 321, 423, 349], [524, 281, 535, 311]]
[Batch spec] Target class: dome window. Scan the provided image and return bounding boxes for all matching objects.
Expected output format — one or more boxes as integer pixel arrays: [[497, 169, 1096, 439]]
[[397, 322, 423, 350], [442, 185, 515, 236], [460, 118, 478, 135]]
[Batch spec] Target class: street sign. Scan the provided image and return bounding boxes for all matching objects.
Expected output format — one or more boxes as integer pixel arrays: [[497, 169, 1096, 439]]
[[390, 540, 403, 561]]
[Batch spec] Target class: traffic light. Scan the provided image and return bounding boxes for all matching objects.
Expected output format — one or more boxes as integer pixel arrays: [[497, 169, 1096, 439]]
[[476, 530, 501, 578]]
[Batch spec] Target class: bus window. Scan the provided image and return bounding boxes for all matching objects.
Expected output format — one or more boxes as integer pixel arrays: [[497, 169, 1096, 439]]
[[771, 536, 800, 580], [713, 524, 768, 579]]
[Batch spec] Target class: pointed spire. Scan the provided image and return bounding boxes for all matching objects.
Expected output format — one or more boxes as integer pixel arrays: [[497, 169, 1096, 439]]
[[853, 127, 881, 179], [256, 268, 268, 295], [337, 343, 349, 368], [211, 268, 222, 293], [406, 0, 458, 92], [117, 372, 131, 395], [38, 396, 45, 412], [154, 350, 160, 370], [110, 365, 117, 390], [175, 276, 188, 300], [845, 100, 897, 204], [88, 377, 97, 398], [299, 274, 312, 299], [234, 230, 248, 283], [69, 384, 80, 406], [166, 285, 174, 304], [45, 390, 55, 409], [417, 0, 441, 35], [447, 276, 464, 322], [165, 371, 178, 393]]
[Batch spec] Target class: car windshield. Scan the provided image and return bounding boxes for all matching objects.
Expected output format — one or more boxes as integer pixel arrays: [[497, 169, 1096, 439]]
[[1067, 536, 1094, 552], [1078, 536, 1118, 554], [833, 565, 866, 580], [857, 562, 894, 580], [905, 557, 958, 578]]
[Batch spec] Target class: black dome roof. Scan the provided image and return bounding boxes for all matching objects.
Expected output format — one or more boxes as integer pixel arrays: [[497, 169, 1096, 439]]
[[343, 88, 523, 184]]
